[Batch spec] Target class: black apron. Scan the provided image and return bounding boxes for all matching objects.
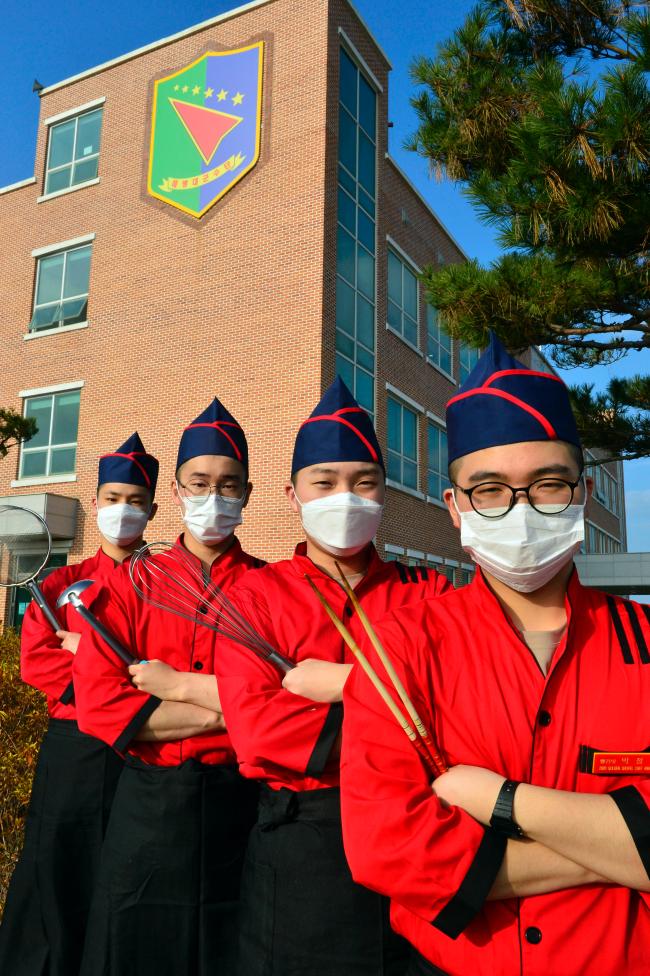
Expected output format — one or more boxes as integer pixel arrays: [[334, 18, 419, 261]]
[[406, 951, 449, 975], [238, 784, 411, 976], [79, 756, 258, 976], [0, 718, 124, 976]]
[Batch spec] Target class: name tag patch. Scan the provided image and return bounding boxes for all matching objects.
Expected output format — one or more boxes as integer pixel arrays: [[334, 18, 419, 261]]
[[580, 745, 650, 775]]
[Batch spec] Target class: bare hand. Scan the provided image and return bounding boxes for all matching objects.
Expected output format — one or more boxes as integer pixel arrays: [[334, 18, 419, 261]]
[[281, 659, 353, 703], [128, 660, 182, 700], [432, 765, 506, 824], [56, 630, 81, 654]]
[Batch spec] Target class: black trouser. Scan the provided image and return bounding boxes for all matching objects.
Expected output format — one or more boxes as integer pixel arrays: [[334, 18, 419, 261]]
[[406, 951, 449, 975], [0, 718, 124, 976], [238, 784, 411, 976], [79, 756, 258, 976]]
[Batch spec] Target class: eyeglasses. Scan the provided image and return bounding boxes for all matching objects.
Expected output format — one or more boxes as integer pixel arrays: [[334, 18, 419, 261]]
[[177, 478, 245, 500], [454, 474, 584, 519]]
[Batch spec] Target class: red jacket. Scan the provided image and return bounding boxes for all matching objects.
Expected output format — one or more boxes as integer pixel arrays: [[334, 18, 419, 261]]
[[340, 569, 650, 976], [215, 543, 450, 791], [73, 536, 264, 765], [21, 547, 120, 720]]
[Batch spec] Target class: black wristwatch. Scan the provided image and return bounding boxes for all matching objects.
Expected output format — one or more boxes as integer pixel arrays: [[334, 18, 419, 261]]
[[490, 779, 524, 838]]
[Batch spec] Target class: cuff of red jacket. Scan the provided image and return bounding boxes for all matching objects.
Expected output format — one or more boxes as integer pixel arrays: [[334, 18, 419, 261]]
[[305, 702, 343, 777], [59, 680, 75, 705], [610, 785, 650, 879], [112, 695, 162, 753], [431, 827, 507, 939]]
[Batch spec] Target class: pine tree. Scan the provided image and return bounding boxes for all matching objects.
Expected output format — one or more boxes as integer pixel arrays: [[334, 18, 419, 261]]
[[0, 408, 37, 459], [409, 0, 650, 459]]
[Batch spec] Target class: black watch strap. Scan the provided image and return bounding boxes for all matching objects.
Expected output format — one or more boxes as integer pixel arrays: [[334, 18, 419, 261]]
[[490, 779, 524, 838]]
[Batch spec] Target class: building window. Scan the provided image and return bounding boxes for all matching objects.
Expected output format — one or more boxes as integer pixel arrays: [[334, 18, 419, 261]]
[[28, 244, 91, 332], [10, 553, 68, 630], [19, 390, 81, 479], [387, 250, 418, 347], [387, 396, 418, 490], [427, 422, 451, 500], [44, 108, 103, 196], [426, 305, 452, 376], [584, 521, 622, 554], [584, 453, 620, 517], [336, 48, 377, 415], [459, 343, 480, 383]]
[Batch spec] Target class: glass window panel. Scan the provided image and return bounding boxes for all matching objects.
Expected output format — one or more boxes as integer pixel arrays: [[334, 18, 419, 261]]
[[20, 450, 48, 479], [72, 157, 99, 186], [50, 447, 76, 475], [356, 295, 374, 350], [440, 346, 452, 375], [387, 399, 401, 451], [336, 226, 355, 284], [404, 317, 418, 347], [358, 131, 375, 195], [387, 452, 401, 482], [30, 304, 62, 331], [387, 252, 402, 304], [356, 246, 374, 299], [61, 298, 88, 324], [45, 166, 72, 195], [24, 397, 52, 448], [338, 108, 357, 177], [387, 300, 401, 331], [403, 409, 417, 459], [356, 345, 374, 372], [335, 354, 354, 390], [357, 186, 375, 215], [403, 267, 418, 319], [440, 432, 449, 473], [428, 471, 441, 499], [336, 277, 355, 336], [63, 247, 91, 298], [337, 164, 356, 197], [339, 49, 358, 117], [48, 120, 76, 169], [355, 369, 374, 413], [36, 253, 65, 305], [51, 391, 80, 445], [358, 75, 376, 141], [403, 460, 417, 490], [357, 209, 374, 252], [428, 425, 440, 469], [337, 187, 356, 234], [75, 110, 102, 159], [336, 329, 355, 358]]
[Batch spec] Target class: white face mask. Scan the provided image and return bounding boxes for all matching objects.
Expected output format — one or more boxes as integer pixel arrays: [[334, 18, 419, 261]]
[[296, 490, 384, 557], [455, 497, 585, 593], [179, 485, 245, 544], [97, 503, 150, 546]]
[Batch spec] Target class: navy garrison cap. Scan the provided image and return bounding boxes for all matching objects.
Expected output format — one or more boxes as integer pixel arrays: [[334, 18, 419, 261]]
[[446, 333, 581, 465], [291, 376, 385, 475], [176, 397, 248, 472], [98, 432, 159, 496]]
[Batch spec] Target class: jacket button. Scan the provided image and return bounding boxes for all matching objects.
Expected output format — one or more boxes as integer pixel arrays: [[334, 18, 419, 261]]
[[193, 661, 204, 671], [345, 606, 353, 617], [525, 926, 542, 944], [538, 711, 552, 727]]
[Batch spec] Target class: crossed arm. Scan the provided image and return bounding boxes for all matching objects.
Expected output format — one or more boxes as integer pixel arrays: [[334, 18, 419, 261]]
[[128, 660, 225, 741]]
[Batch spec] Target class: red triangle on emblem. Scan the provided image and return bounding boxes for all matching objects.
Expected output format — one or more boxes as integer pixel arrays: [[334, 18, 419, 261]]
[[169, 99, 242, 165]]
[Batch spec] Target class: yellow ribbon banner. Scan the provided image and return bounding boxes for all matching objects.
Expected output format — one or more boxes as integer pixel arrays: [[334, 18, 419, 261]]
[[159, 152, 246, 192]]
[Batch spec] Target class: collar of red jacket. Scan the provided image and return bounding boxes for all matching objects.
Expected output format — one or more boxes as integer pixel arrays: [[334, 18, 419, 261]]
[[176, 533, 244, 576], [291, 540, 386, 584]]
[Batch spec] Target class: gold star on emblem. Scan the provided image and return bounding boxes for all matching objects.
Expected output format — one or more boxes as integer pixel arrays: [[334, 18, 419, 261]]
[[204, 87, 214, 98], [173, 84, 180, 91], [232, 92, 244, 105], [192, 85, 201, 95], [182, 85, 189, 93], [217, 89, 228, 101]]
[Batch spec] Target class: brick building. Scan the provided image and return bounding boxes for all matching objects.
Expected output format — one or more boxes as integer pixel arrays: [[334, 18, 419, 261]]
[[0, 0, 627, 626]]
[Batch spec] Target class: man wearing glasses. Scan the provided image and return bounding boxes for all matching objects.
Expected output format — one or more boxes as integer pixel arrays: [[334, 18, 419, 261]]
[[73, 398, 263, 976], [340, 334, 650, 976]]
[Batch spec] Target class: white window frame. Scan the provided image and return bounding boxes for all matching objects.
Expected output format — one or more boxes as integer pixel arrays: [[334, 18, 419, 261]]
[[12, 382, 84, 487], [385, 387, 423, 499], [425, 304, 454, 381], [386, 240, 421, 353], [28, 238, 93, 335], [41, 102, 104, 201], [426, 416, 451, 504]]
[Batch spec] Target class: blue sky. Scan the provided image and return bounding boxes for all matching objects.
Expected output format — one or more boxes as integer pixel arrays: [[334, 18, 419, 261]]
[[1, 0, 647, 551]]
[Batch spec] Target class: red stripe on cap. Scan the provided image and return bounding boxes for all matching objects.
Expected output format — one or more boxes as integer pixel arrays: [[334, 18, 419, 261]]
[[182, 421, 243, 462], [446, 388, 557, 439], [300, 409, 379, 462], [99, 452, 152, 488], [483, 368, 564, 387]]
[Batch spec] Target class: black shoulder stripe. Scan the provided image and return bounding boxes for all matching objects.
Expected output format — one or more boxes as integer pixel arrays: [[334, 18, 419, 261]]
[[394, 562, 409, 584], [408, 565, 419, 584], [252, 557, 266, 569], [622, 600, 650, 665], [607, 596, 635, 664], [418, 565, 429, 582]]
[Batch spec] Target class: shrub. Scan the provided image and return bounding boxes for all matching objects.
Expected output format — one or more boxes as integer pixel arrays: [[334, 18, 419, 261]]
[[0, 628, 48, 915]]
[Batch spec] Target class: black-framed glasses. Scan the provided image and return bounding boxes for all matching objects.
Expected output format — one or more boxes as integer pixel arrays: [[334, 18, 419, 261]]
[[454, 474, 584, 519], [177, 478, 245, 500]]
